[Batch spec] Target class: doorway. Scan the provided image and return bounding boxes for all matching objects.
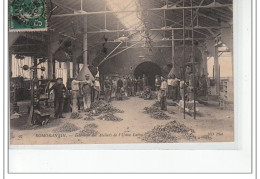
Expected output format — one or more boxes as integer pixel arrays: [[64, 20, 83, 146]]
[[134, 61, 162, 90]]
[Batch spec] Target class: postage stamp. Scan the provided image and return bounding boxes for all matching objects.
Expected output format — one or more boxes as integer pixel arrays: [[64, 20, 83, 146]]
[[9, 0, 47, 32]]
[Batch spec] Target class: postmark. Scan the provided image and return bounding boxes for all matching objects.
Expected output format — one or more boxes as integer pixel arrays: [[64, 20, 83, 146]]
[[9, 0, 47, 32]]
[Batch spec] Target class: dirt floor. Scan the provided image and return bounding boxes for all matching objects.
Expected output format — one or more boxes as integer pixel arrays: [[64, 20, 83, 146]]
[[10, 97, 234, 145]]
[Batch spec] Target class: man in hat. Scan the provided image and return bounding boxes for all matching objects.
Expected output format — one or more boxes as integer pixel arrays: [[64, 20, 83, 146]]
[[81, 74, 93, 111], [122, 76, 128, 97], [116, 76, 123, 100], [48, 78, 67, 118], [142, 74, 147, 90], [104, 76, 112, 102], [155, 75, 161, 101], [167, 75, 174, 99], [93, 76, 101, 102], [159, 77, 168, 111], [172, 74, 179, 101], [71, 74, 82, 117]]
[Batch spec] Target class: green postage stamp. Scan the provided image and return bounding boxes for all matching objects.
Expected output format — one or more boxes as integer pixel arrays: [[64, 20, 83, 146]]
[[9, 0, 47, 32]]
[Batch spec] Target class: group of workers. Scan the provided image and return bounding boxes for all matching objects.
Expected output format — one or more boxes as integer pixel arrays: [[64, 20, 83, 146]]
[[154, 75, 180, 111], [48, 74, 97, 118], [48, 71, 207, 119], [48, 73, 148, 119]]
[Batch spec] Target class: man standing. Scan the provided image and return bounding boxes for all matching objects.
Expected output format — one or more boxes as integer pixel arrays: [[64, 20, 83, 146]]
[[167, 76, 173, 99], [70, 75, 82, 117], [142, 74, 147, 90], [133, 77, 137, 95], [122, 76, 128, 97], [172, 75, 179, 101], [81, 74, 93, 111], [127, 76, 134, 96], [116, 77, 123, 100], [137, 76, 142, 93], [155, 75, 161, 101], [49, 78, 67, 119], [160, 77, 168, 111], [93, 76, 101, 102], [111, 77, 117, 98], [104, 76, 112, 102]]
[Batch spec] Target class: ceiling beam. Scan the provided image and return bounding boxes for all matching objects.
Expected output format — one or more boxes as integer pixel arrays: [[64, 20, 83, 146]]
[[88, 38, 212, 46], [87, 26, 224, 34], [192, 0, 206, 22], [52, 4, 233, 18]]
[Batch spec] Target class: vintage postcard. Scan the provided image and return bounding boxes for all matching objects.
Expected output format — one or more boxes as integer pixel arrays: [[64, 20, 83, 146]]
[[9, 0, 234, 145]]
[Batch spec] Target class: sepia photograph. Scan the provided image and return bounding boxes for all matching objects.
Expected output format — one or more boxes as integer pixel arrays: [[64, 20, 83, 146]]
[[8, 0, 234, 145]]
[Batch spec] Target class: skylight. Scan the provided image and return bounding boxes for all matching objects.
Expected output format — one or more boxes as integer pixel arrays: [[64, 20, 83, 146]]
[[105, 0, 142, 30]]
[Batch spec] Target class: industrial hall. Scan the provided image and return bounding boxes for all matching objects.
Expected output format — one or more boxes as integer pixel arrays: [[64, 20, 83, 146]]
[[9, 0, 234, 144]]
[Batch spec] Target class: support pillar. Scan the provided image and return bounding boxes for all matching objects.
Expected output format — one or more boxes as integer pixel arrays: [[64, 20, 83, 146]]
[[48, 42, 54, 80], [77, 16, 94, 81], [167, 30, 175, 77], [72, 47, 79, 78], [66, 61, 71, 79], [214, 46, 220, 95], [83, 17, 88, 66], [171, 30, 175, 74], [52, 59, 56, 79]]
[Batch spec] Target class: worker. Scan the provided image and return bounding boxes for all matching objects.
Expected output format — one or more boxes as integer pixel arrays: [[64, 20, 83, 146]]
[[48, 78, 67, 119], [199, 74, 207, 97], [172, 75, 179, 101], [111, 77, 117, 99], [142, 74, 147, 90], [137, 76, 142, 94], [155, 75, 161, 101], [116, 77, 123, 100], [130, 77, 135, 96], [93, 76, 101, 102], [133, 77, 137, 95], [70, 75, 82, 117], [122, 76, 128, 97], [104, 76, 112, 102], [160, 77, 168, 111], [81, 74, 93, 111], [167, 76, 174, 99], [127, 76, 134, 96], [180, 81, 188, 101]]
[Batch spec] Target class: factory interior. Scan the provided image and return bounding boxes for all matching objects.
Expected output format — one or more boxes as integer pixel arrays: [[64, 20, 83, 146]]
[[9, 0, 234, 144]]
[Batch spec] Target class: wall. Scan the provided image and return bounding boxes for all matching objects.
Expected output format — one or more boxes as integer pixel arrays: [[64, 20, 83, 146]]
[[99, 46, 172, 76]]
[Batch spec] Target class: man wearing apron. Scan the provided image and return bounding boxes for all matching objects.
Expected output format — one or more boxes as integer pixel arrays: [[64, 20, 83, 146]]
[[71, 75, 82, 117], [81, 74, 93, 111]]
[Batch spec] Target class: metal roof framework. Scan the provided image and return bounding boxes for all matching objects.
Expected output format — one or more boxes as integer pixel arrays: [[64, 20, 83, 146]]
[[9, 0, 233, 59]]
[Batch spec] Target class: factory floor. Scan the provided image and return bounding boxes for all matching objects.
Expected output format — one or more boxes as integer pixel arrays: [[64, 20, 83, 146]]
[[10, 96, 234, 145]]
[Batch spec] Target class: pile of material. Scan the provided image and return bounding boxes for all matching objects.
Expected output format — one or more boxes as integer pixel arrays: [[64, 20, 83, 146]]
[[91, 100, 124, 114], [85, 123, 98, 128], [142, 125, 178, 143], [152, 101, 161, 108], [53, 122, 80, 133], [164, 121, 192, 133], [85, 100, 124, 121], [143, 107, 170, 120], [84, 116, 95, 121], [142, 120, 196, 143], [139, 90, 157, 100], [76, 124, 98, 137], [150, 91, 158, 99], [98, 113, 123, 122], [71, 112, 81, 119]]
